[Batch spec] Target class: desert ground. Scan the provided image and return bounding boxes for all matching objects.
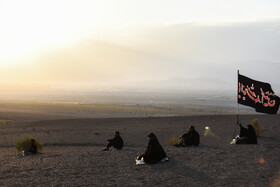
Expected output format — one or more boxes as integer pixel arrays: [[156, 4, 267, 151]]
[[0, 101, 279, 186]]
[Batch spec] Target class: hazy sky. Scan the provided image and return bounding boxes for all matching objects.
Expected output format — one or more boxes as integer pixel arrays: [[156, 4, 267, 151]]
[[0, 0, 280, 92]]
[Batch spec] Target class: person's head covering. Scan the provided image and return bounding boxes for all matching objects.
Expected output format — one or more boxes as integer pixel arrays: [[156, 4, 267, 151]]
[[147, 132, 156, 138], [115, 131, 120, 135], [189, 126, 195, 130], [247, 125, 254, 131]]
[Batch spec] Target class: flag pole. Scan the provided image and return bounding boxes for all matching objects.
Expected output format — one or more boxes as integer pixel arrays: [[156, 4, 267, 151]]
[[237, 70, 240, 122], [232, 70, 239, 139]]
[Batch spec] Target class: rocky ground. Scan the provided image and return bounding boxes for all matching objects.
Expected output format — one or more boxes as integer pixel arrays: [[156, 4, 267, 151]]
[[0, 114, 279, 186]]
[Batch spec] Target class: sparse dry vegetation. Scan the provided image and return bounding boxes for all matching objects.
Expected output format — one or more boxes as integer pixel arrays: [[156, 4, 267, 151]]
[[166, 135, 180, 146], [251, 118, 265, 136], [15, 136, 43, 154], [0, 120, 13, 125]]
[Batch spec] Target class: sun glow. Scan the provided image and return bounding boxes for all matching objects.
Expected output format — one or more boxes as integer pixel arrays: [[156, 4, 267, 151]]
[[0, 0, 104, 67], [1, 0, 279, 68]]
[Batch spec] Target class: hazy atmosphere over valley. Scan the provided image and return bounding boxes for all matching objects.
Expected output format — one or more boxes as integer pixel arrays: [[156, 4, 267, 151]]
[[0, 0, 279, 101]]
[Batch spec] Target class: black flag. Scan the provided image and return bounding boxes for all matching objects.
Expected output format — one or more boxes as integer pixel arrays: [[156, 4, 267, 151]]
[[238, 74, 280, 114]]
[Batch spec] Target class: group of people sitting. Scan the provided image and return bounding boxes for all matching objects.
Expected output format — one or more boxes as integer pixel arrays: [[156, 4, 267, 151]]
[[103, 125, 201, 164], [103, 120, 258, 165], [25, 120, 257, 164], [235, 120, 257, 144], [103, 131, 169, 164]]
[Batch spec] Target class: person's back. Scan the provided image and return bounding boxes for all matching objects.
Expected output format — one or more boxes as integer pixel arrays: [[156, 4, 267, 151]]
[[30, 143, 37, 154], [177, 126, 200, 147], [23, 139, 37, 156], [29, 139, 37, 154], [247, 125, 257, 144], [190, 130, 200, 146], [113, 134, 124, 149], [143, 133, 167, 164], [103, 131, 124, 151]]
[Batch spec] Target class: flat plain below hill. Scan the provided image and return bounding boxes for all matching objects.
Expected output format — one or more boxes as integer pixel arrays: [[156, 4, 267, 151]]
[[0, 108, 279, 186]]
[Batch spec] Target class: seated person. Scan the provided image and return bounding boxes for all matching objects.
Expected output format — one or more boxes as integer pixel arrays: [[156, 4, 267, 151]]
[[23, 139, 37, 156], [103, 131, 124, 151], [174, 125, 200, 147], [29, 139, 37, 154], [236, 120, 257, 144], [136, 133, 168, 164]]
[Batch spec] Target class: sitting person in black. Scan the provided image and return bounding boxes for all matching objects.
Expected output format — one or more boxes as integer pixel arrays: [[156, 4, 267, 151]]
[[29, 139, 37, 154], [175, 125, 200, 147], [103, 131, 124, 151], [23, 139, 37, 156], [236, 120, 257, 144], [137, 133, 168, 164]]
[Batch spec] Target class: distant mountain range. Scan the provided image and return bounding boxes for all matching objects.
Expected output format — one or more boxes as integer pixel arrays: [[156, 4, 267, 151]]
[[123, 77, 235, 92]]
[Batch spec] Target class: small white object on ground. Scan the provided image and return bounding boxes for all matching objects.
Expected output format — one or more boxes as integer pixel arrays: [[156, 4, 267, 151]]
[[135, 157, 145, 165], [161, 157, 169, 162]]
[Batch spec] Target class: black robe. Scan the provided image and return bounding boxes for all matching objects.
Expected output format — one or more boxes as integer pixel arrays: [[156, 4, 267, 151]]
[[143, 135, 167, 164], [238, 124, 257, 144], [181, 130, 200, 146], [29, 143, 37, 154], [107, 135, 124, 149]]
